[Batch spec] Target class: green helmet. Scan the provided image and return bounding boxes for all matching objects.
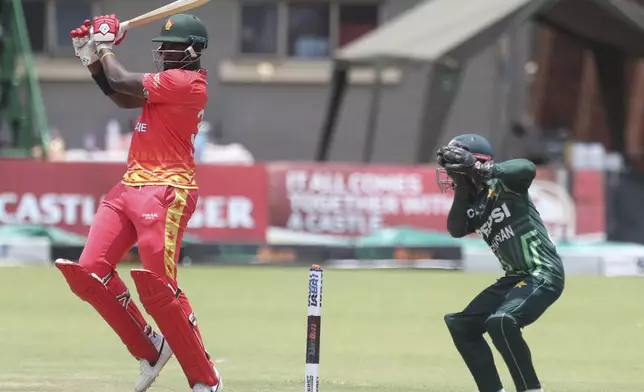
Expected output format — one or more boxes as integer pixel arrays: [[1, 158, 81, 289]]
[[448, 134, 494, 161], [152, 13, 208, 49]]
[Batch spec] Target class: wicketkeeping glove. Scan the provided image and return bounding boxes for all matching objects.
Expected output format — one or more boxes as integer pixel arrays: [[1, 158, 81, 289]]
[[71, 20, 97, 66], [442, 145, 494, 183], [92, 14, 128, 52], [437, 141, 470, 167], [436, 146, 448, 168]]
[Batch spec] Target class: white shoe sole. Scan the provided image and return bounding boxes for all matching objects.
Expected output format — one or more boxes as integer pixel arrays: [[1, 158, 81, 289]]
[[135, 339, 174, 392], [214, 367, 223, 392]]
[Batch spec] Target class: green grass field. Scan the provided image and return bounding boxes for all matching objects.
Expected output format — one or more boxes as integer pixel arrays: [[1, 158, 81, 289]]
[[1, 266, 643, 392]]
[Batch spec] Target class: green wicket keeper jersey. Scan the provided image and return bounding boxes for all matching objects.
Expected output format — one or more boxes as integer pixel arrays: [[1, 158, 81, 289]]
[[448, 159, 565, 285]]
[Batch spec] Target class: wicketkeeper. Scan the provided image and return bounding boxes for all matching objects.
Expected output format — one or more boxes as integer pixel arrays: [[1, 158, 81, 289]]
[[55, 14, 223, 392], [436, 134, 565, 392]]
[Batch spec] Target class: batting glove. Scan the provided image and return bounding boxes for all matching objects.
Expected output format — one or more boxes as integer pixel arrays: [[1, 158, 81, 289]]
[[92, 14, 128, 52], [71, 20, 98, 66]]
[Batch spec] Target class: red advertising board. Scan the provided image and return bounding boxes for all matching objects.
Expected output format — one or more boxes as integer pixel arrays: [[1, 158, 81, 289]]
[[267, 162, 455, 236], [0, 160, 267, 242], [266, 162, 605, 241], [189, 164, 268, 242], [0, 160, 605, 243], [573, 170, 605, 239]]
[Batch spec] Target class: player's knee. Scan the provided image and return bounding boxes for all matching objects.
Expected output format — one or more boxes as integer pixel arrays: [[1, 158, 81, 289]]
[[130, 269, 179, 312], [77, 261, 112, 284], [444, 313, 456, 329], [137, 236, 165, 255], [444, 313, 471, 336], [77, 254, 97, 273], [78, 250, 113, 278], [77, 249, 93, 269], [485, 313, 518, 338]]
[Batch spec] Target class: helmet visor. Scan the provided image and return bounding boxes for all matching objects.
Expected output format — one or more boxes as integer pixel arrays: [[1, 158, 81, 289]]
[[152, 43, 202, 71], [436, 167, 455, 193]]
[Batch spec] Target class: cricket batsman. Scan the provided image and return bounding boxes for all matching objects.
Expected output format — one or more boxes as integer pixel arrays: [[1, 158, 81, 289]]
[[54, 14, 223, 392], [436, 134, 565, 392]]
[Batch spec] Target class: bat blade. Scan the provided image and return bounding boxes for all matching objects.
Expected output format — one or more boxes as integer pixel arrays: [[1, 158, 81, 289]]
[[122, 0, 211, 30]]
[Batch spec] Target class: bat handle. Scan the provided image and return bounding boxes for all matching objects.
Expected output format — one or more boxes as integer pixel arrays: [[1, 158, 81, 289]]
[[120, 21, 130, 31]]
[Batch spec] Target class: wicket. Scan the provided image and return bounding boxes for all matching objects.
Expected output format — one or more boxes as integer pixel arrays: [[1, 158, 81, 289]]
[[305, 265, 323, 392]]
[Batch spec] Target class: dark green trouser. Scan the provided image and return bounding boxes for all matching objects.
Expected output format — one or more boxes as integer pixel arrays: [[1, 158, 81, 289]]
[[444, 274, 563, 392]]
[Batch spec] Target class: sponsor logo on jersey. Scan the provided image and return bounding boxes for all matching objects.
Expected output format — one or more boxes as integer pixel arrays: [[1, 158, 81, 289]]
[[475, 202, 516, 252], [488, 226, 515, 252], [475, 202, 511, 238]]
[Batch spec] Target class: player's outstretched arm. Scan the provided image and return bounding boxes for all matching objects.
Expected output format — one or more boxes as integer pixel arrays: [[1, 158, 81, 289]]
[[92, 14, 146, 99]]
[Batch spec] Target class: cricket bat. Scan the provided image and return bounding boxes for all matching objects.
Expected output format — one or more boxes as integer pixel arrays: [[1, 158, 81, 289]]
[[121, 0, 212, 30]]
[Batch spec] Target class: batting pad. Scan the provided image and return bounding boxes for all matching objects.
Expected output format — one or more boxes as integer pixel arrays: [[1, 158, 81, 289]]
[[54, 260, 158, 361], [130, 269, 218, 388]]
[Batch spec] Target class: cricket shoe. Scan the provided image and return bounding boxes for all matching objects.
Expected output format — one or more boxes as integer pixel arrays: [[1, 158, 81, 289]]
[[192, 367, 224, 392], [135, 331, 173, 392]]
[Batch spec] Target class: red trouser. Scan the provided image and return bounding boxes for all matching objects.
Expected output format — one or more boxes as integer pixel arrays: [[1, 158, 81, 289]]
[[80, 183, 197, 283], [69, 183, 219, 387]]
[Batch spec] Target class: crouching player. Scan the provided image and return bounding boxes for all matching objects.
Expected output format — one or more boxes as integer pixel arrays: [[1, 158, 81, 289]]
[[436, 134, 564, 392], [56, 14, 222, 392]]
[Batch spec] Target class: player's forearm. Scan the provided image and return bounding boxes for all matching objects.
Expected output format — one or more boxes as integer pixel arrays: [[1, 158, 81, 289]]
[[446, 190, 473, 238], [98, 49, 145, 98], [99, 50, 129, 88], [88, 61, 144, 109], [88, 61, 103, 76], [490, 159, 536, 192]]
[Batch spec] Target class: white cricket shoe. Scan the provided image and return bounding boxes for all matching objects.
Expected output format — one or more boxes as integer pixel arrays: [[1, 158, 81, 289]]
[[134, 331, 174, 392], [192, 367, 224, 392]]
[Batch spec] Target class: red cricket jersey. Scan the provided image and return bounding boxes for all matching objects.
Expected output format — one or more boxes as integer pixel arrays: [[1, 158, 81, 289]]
[[121, 68, 208, 189]]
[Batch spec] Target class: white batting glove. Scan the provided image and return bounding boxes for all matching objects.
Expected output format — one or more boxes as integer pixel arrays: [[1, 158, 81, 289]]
[[71, 20, 98, 66]]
